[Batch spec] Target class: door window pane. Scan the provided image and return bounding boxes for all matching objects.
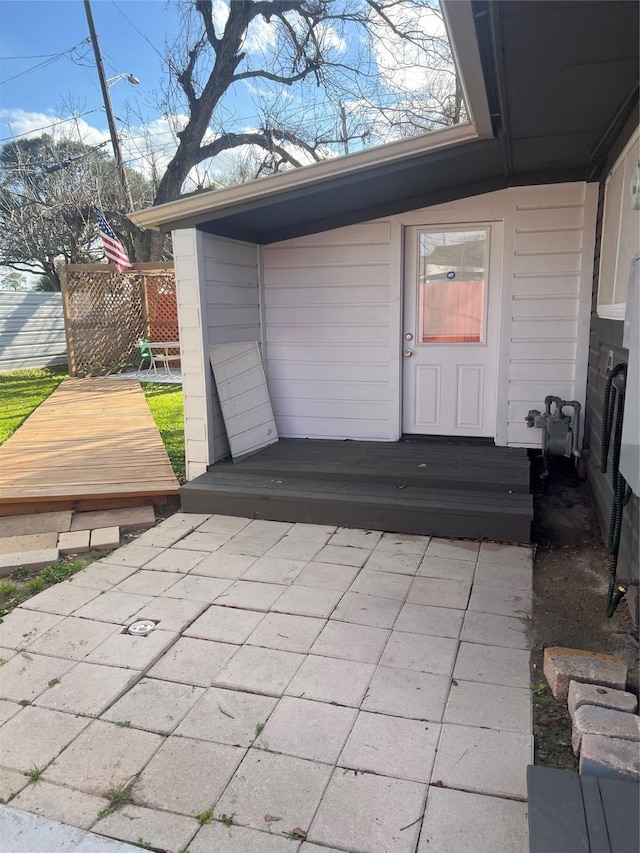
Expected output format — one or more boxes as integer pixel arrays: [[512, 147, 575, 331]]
[[418, 229, 488, 343]]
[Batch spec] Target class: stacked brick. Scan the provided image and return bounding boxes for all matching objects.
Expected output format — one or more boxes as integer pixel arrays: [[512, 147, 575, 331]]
[[0, 507, 156, 575], [543, 646, 639, 783]]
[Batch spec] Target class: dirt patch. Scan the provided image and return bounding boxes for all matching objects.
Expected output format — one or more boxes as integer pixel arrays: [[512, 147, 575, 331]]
[[529, 457, 639, 770]]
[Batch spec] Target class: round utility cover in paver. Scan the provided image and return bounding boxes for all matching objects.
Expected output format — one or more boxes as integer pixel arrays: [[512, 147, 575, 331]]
[[128, 620, 155, 636]]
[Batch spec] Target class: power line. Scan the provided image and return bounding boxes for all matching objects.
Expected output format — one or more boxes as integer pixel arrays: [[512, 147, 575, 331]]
[[0, 140, 110, 173], [1, 50, 73, 60], [0, 39, 91, 86], [111, 1, 167, 63], [0, 109, 104, 143]]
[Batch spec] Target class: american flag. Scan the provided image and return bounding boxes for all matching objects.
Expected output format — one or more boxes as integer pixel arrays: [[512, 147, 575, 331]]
[[95, 207, 133, 273]]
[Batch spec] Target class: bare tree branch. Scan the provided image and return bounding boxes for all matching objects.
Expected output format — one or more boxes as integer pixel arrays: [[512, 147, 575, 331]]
[[194, 0, 220, 49], [233, 67, 315, 86], [177, 34, 207, 110], [198, 130, 305, 168]]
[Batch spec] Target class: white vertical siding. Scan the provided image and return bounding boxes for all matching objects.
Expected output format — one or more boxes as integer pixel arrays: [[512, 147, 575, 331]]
[[393, 183, 596, 447], [0, 292, 66, 371], [202, 232, 259, 461], [262, 222, 395, 440], [260, 182, 597, 449], [175, 181, 598, 477]]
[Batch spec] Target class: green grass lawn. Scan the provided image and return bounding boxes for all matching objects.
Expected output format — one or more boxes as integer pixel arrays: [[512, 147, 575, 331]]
[[141, 382, 186, 482], [0, 367, 186, 482], [0, 366, 68, 444]]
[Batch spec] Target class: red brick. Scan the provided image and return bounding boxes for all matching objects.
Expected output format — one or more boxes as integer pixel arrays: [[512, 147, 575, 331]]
[[543, 646, 627, 701]]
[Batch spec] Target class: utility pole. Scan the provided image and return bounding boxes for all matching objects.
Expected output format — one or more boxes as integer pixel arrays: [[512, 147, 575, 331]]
[[84, 0, 133, 211]]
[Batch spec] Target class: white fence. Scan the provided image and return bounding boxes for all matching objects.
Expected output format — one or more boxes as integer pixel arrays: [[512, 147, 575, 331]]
[[0, 291, 67, 371]]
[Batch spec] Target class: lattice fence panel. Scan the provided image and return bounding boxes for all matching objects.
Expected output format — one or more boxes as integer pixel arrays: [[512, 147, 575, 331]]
[[145, 275, 179, 354], [61, 264, 175, 376]]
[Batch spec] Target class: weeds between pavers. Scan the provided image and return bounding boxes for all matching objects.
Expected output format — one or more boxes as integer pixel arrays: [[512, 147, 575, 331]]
[[26, 766, 44, 782], [195, 806, 237, 828], [0, 791, 18, 804], [0, 581, 19, 599], [283, 828, 307, 841], [0, 558, 89, 618], [97, 783, 133, 820], [196, 805, 215, 825]]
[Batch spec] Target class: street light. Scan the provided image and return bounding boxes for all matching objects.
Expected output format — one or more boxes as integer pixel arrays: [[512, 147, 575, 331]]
[[107, 73, 141, 87]]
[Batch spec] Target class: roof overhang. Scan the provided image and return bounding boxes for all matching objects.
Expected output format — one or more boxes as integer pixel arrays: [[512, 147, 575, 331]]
[[129, 0, 639, 244]]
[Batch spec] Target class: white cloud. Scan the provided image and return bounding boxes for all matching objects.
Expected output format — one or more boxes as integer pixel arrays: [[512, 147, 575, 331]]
[[0, 108, 182, 179], [370, 2, 450, 93], [245, 14, 277, 54], [315, 21, 348, 56], [209, 0, 229, 33], [207, 1, 276, 54], [0, 107, 320, 193], [0, 109, 108, 147]]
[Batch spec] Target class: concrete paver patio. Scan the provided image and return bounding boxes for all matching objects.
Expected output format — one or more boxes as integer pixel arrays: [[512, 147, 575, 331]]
[[0, 515, 533, 853]]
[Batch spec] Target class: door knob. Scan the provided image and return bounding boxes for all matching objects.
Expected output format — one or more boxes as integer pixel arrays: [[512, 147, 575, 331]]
[[404, 350, 413, 357]]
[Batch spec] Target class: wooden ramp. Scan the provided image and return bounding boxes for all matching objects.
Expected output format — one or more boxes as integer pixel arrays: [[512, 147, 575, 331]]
[[0, 378, 179, 515]]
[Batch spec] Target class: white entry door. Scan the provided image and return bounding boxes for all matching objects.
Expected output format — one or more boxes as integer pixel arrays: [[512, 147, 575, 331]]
[[402, 224, 502, 437]]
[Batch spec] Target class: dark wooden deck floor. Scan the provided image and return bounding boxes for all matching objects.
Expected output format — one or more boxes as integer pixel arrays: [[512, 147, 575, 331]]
[[181, 438, 533, 543], [527, 766, 640, 852]]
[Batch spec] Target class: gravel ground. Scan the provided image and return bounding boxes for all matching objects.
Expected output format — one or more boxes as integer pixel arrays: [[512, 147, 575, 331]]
[[529, 457, 639, 770]]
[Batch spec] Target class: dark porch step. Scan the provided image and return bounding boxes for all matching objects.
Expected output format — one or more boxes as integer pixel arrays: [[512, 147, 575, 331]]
[[216, 438, 530, 494], [527, 765, 640, 852], [181, 471, 533, 543]]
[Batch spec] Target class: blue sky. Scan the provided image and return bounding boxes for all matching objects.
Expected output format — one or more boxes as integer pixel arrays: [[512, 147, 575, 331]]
[[0, 0, 455, 186], [0, 0, 205, 187], [0, 1, 182, 145]]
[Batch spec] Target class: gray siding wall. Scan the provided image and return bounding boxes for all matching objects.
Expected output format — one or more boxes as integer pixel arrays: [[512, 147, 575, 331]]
[[261, 184, 598, 446], [0, 292, 67, 371], [262, 222, 396, 441], [584, 111, 639, 592], [203, 233, 260, 463], [172, 228, 259, 478]]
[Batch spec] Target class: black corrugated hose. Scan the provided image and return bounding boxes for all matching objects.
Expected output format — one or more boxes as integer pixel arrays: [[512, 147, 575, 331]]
[[600, 363, 633, 617]]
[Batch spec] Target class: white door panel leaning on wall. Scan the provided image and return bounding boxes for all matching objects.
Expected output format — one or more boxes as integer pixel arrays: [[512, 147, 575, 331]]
[[402, 223, 503, 437]]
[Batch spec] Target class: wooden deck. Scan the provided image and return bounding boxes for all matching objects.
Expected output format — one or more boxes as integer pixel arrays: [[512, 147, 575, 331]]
[[0, 378, 179, 515], [181, 438, 533, 543]]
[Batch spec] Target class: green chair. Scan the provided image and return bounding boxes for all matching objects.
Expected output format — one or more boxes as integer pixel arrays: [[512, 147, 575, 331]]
[[136, 338, 152, 372]]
